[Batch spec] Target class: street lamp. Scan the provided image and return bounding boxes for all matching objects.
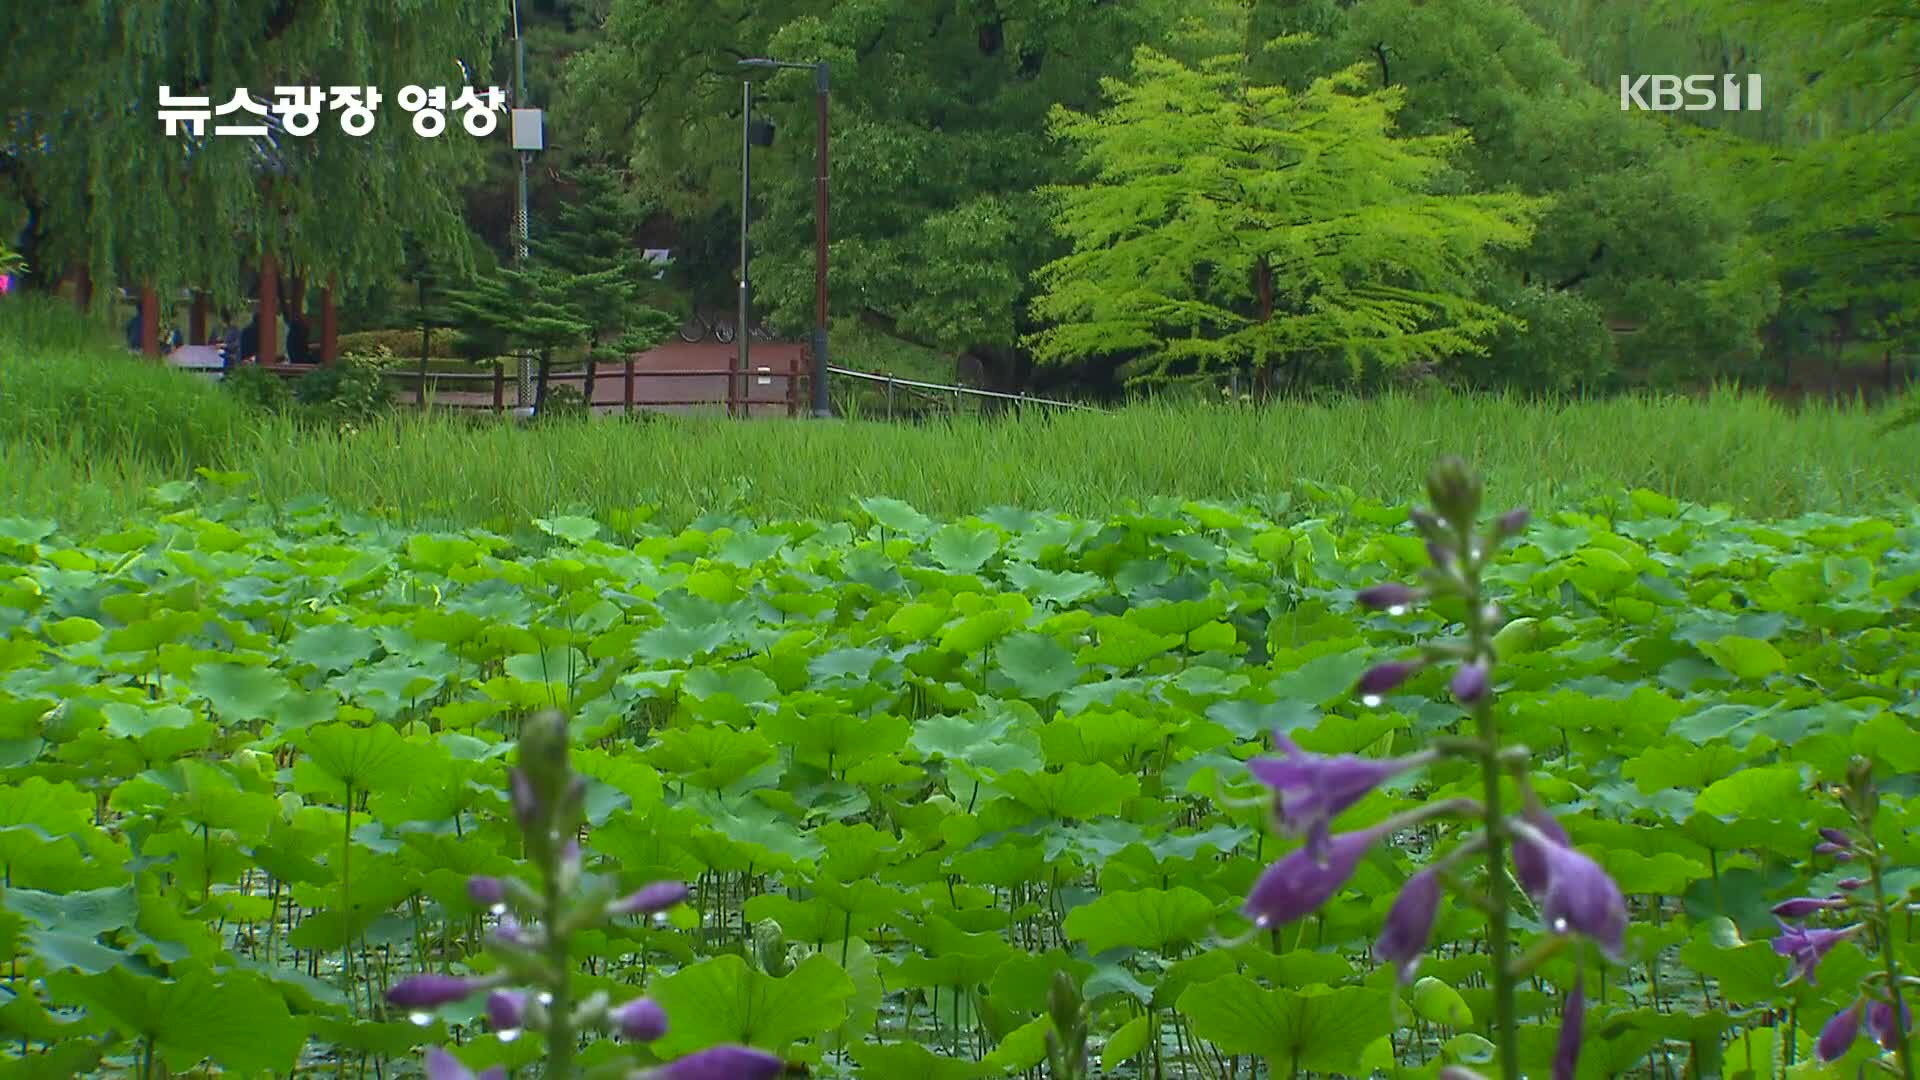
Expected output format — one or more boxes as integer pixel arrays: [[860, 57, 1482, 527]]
[[738, 58, 831, 419]]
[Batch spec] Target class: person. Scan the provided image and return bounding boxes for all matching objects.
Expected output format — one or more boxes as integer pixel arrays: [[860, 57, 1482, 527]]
[[125, 311, 142, 352], [217, 311, 243, 370], [285, 313, 314, 364]]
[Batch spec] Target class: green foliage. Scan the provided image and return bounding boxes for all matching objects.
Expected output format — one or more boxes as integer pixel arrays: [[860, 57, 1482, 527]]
[[1028, 46, 1546, 387], [220, 363, 292, 413], [0, 294, 258, 471], [335, 329, 465, 360], [292, 346, 398, 425], [0, 2, 503, 310], [0, 484, 1916, 1075]]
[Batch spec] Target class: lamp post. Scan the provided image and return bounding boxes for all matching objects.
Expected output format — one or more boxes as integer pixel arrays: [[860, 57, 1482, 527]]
[[738, 58, 831, 418]]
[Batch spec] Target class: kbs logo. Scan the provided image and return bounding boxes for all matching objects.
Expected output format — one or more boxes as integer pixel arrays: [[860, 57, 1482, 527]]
[[1619, 74, 1762, 111]]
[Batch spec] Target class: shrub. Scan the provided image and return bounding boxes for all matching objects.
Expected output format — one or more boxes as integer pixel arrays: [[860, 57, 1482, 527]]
[[336, 328, 466, 359], [292, 344, 398, 425], [221, 363, 293, 413]]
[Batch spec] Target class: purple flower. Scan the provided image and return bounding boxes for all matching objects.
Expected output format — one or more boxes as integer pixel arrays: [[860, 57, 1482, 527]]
[[1248, 735, 1431, 862], [1243, 826, 1388, 929], [1512, 822, 1627, 959], [1835, 877, 1866, 891], [1816, 999, 1863, 1062], [425, 1047, 506, 1080], [485, 989, 525, 1032], [467, 876, 506, 907], [1511, 808, 1570, 897], [1356, 583, 1420, 611], [1357, 660, 1422, 698], [1818, 827, 1853, 849], [388, 974, 486, 1010], [612, 996, 670, 1041], [1493, 508, 1530, 539], [490, 913, 531, 949], [1553, 972, 1584, 1080], [1450, 661, 1490, 705], [1867, 998, 1911, 1051], [511, 768, 539, 830], [1426, 540, 1455, 569], [654, 1045, 787, 1080], [610, 880, 691, 918], [1772, 921, 1859, 986], [1375, 867, 1442, 984], [1769, 896, 1847, 919], [1813, 842, 1853, 861]]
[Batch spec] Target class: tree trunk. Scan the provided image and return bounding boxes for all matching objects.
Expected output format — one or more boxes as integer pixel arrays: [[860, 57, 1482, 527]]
[[534, 352, 553, 415]]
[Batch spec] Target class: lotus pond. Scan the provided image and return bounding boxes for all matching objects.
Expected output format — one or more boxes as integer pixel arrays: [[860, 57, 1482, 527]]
[[1, 478, 1916, 1078]]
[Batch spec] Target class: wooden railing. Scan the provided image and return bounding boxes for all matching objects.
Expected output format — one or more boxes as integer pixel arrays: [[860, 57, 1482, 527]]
[[230, 352, 808, 417]]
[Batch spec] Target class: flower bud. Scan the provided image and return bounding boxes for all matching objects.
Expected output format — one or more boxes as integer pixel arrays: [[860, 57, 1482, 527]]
[[388, 973, 487, 1010], [1818, 827, 1853, 849], [653, 1045, 786, 1080], [612, 996, 669, 1042], [1375, 868, 1442, 984], [1408, 506, 1447, 538], [486, 989, 526, 1032], [1867, 998, 1912, 1051], [1450, 661, 1491, 705], [611, 881, 692, 918], [1438, 1070, 1489, 1080], [1770, 896, 1848, 919], [467, 876, 506, 907], [1813, 842, 1853, 860], [1357, 660, 1422, 698], [1835, 877, 1866, 891], [1425, 540, 1455, 570], [1356, 582, 1419, 611], [1493, 507, 1530, 540], [1816, 999, 1863, 1062], [1425, 455, 1482, 523]]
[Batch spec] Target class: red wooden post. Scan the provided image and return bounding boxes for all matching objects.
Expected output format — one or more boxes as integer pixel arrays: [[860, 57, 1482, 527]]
[[189, 291, 208, 345], [493, 362, 504, 413], [320, 276, 339, 363], [139, 284, 160, 357], [258, 253, 280, 364]]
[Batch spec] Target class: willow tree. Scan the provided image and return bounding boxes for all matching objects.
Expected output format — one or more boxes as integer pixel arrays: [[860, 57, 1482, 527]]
[[0, 1, 505, 311], [1026, 49, 1546, 390]]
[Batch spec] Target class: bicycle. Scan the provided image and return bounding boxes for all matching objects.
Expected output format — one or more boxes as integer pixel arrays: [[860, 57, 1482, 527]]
[[678, 309, 737, 344]]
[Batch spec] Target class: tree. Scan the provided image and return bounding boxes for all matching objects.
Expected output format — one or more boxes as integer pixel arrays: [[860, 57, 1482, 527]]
[[1675, 0, 1920, 342], [445, 263, 590, 416], [1241, 0, 1772, 389], [570, 0, 1184, 393], [1026, 48, 1546, 391], [538, 167, 676, 402], [0, 2, 505, 311]]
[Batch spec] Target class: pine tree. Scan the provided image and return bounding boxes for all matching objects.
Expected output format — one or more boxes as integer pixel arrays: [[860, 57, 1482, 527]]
[[400, 233, 462, 405], [537, 167, 675, 402], [444, 263, 591, 417]]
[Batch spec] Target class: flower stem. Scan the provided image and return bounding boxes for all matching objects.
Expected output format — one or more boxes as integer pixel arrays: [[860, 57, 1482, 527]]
[[1868, 851, 1913, 1080], [544, 843, 576, 1079], [1458, 530, 1520, 1080]]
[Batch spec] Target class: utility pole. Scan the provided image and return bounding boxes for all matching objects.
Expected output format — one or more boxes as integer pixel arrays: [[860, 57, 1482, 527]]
[[511, 0, 532, 409], [737, 79, 751, 419]]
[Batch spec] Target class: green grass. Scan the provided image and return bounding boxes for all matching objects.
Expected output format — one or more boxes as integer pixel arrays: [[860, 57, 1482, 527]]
[[4, 296, 1916, 535]]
